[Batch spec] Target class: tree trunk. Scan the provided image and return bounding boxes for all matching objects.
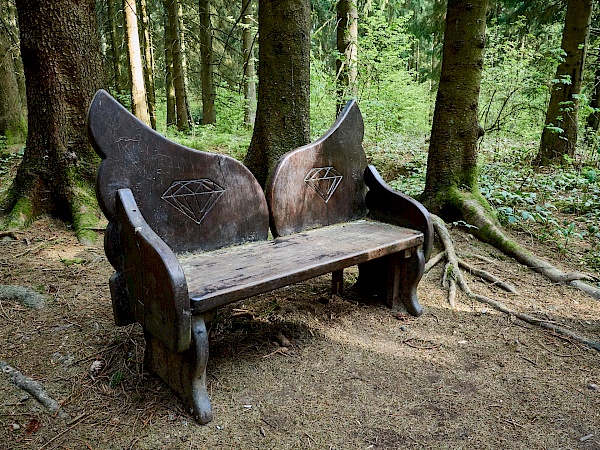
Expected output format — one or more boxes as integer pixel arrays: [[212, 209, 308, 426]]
[[535, 0, 593, 166], [422, 0, 488, 216], [107, 0, 124, 95], [242, 0, 256, 128], [336, 0, 358, 114], [0, 0, 26, 142], [6, 0, 104, 244], [140, 0, 156, 130], [586, 63, 600, 133], [199, 0, 216, 125], [163, 1, 176, 128], [123, 0, 150, 125], [244, 0, 311, 187], [166, 0, 189, 130]]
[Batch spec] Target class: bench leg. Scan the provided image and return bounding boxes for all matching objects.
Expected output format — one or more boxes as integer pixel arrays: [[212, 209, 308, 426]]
[[144, 315, 213, 424], [356, 247, 424, 316], [332, 269, 344, 296]]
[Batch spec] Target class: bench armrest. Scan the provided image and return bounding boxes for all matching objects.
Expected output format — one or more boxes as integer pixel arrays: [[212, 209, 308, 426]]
[[112, 188, 191, 353], [364, 165, 434, 259]]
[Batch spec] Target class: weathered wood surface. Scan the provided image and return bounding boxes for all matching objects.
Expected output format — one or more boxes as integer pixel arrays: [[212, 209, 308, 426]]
[[364, 165, 434, 259], [114, 188, 191, 352], [266, 99, 368, 237], [88, 89, 269, 254], [181, 220, 423, 313]]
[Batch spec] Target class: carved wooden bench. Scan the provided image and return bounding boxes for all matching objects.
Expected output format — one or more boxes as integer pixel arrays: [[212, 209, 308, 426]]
[[87, 89, 433, 425]]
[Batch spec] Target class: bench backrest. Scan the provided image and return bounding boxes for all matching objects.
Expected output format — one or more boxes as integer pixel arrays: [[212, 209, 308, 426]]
[[88, 90, 269, 254], [266, 100, 368, 237]]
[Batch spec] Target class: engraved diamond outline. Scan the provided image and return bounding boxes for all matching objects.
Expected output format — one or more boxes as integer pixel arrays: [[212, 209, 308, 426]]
[[304, 166, 343, 203], [161, 179, 225, 224]]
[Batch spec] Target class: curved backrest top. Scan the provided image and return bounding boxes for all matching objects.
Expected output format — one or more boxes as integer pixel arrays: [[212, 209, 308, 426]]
[[266, 99, 368, 237], [88, 89, 269, 253]]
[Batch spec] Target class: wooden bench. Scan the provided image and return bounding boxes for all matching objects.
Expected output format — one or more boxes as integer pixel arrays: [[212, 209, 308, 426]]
[[87, 89, 433, 424]]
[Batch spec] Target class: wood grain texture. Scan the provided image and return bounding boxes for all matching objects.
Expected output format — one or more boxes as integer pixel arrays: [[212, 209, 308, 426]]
[[266, 99, 368, 237], [181, 220, 423, 314], [364, 165, 434, 259], [88, 89, 269, 254]]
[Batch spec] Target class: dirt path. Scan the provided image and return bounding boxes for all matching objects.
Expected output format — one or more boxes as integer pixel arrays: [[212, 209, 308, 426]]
[[1, 218, 599, 449]]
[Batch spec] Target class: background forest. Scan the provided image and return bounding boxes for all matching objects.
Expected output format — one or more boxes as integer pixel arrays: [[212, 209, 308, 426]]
[[0, 0, 599, 273]]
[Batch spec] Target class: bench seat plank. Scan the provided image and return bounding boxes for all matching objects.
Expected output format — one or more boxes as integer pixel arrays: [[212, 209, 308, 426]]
[[182, 220, 423, 313]]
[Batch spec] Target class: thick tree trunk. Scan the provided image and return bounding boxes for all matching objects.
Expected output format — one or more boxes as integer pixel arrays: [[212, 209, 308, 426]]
[[242, 0, 256, 128], [199, 0, 216, 125], [123, 0, 150, 125], [163, 1, 176, 128], [6, 0, 104, 243], [336, 0, 358, 114], [0, 0, 26, 142], [140, 0, 156, 130], [166, 0, 189, 130], [107, 0, 124, 95], [422, 0, 488, 215], [535, 0, 592, 166], [244, 0, 311, 187]]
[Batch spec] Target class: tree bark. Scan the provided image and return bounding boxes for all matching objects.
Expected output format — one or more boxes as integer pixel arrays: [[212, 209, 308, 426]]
[[242, 0, 256, 128], [140, 0, 156, 129], [199, 0, 216, 125], [422, 0, 488, 214], [166, 0, 189, 130], [535, 0, 593, 166], [586, 63, 600, 133], [0, 0, 26, 142], [6, 0, 104, 244], [123, 0, 150, 125], [336, 0, 358, 114], [163, 0, 176, 128], [106, 0, 123, 95], [244, 0, 311, 187]]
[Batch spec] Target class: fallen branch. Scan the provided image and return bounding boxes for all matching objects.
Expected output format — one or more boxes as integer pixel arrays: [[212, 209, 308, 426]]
[[0, 360, 60, 412]]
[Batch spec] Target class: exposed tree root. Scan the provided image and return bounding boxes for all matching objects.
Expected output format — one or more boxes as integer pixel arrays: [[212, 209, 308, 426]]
[[428, 214, 600, 352], [456, 193, 600, 299]]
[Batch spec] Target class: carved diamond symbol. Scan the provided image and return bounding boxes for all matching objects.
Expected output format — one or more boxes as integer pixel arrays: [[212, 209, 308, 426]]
[[304, 167, 343, 203], [161, 179, 225, 224]]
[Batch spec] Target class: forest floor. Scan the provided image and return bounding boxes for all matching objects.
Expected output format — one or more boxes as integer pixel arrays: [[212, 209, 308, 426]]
[[0, 216, 599, 450]]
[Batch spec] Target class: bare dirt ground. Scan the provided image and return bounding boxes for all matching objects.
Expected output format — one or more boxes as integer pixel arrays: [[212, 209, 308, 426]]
[[1, 217, 599, 450]]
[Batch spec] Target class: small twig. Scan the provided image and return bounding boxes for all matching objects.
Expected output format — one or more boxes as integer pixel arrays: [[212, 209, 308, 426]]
[[500, 417, 526, 429], [38, 413, 91, 450], [403, 338, 442, 350], [518, 355, 537, 366]]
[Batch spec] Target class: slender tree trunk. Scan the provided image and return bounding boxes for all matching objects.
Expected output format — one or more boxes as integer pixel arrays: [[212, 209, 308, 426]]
[[7, 0, 104, 243], [535, 0, 593, 166], [166, 0, 189, 130], [139, 0, 156, 129], [199, 0, 216, 124], [0, 0, 26, 142], [422, 0, 488, 214], [177, 0, 192, 124], [336, 0, 358, 114], [242, 0, 256, 128], [586, 64, 600, 133], [107, 0, 123, 95], [163, 1, 176, 128], [244, 0, 311, 187], [123, 0, 150, 125]]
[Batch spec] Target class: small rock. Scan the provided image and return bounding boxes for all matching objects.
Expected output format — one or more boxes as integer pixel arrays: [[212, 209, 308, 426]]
[[11, 423, 20, 431], [400, 326, 406, 332], [588, 383, 598, 391]]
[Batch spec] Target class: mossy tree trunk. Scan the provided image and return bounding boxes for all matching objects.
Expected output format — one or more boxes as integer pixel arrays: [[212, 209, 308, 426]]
[[244, 0, 311, 187], [163, 0, 176, 128], [166, 0, 189, 130], [0, 0, 26, 143], [422, 0, 488, 218], [336, 0, 358, 114], [5, 0, 104, 244], [106, 0, 124, 96], [535, 0, 593, 166], [140, 0, 156, 130], [586, 63, 600, 133], [242, 0, 256, 128]]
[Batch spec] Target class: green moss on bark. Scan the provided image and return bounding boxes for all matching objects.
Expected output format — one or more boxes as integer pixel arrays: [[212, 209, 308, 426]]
[[4, 196, 34, 229]]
